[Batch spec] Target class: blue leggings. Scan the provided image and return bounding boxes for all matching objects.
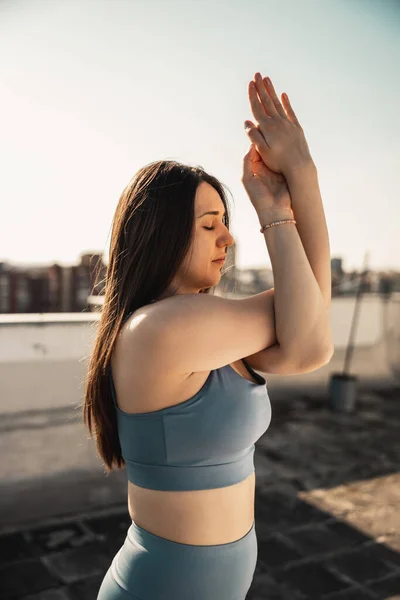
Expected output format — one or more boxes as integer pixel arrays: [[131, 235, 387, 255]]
[[96, 519, 257, 600]]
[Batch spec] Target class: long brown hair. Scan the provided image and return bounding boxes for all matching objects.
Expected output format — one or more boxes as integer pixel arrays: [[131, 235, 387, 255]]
[[82, 159, 234, 473]]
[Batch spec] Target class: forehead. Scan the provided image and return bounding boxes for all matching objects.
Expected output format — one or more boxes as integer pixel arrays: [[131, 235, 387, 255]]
[[195, 181, 225, 214]]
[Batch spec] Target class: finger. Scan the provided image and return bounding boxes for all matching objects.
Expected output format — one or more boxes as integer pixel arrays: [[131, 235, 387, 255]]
[[242, 144, 259, 179], [243, 142, 253, 163], [261, 76, 287, 119], [254, 73, 280, 119], [244, 119, 270, 151], [248, 80, 273, 125], [281, 92, 301, 127]]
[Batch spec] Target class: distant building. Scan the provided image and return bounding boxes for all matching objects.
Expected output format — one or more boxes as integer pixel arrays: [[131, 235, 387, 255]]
[[1, 248, 398, 314], [0, 252, 107, 314], [331, 257, 343, 277]]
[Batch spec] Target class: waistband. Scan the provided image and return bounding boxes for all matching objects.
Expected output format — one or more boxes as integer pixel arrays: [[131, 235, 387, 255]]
[[127, 519, 256, 554]]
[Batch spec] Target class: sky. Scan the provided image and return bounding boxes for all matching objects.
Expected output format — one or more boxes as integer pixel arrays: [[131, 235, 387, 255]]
[[0, 0, 399, 272]]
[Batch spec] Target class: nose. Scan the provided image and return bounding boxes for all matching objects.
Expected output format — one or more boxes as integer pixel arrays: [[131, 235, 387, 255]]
[[220, 230, 235, 253]]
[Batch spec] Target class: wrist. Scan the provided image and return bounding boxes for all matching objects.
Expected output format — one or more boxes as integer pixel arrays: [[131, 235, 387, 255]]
[[285, 161, 318, 186], [256, 207, 294, 227]]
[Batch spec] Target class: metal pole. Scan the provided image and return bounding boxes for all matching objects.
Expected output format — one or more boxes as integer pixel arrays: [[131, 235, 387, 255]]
[[343, 251, 370, 375]]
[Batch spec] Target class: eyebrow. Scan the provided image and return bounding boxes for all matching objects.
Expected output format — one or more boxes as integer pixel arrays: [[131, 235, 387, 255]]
[[197, 210, 226, 219]]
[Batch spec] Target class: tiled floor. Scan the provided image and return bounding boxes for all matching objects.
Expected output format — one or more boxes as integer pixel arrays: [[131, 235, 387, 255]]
[[1, 384, 399, 599]]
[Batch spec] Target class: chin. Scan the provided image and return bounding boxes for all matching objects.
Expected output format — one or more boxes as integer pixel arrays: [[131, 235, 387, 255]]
[[198, 278, 219, 293]]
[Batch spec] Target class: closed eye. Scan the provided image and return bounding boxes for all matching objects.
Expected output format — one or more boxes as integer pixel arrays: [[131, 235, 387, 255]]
[[203, 226, 215, 231]]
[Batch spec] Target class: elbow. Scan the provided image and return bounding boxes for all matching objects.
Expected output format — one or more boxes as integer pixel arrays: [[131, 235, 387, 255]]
[[296, 342, 335, 373], [298, 321, 335, 371], [281, 328, 334, 372], [314, 343, 335, 368], [324, 343, 335, 363]]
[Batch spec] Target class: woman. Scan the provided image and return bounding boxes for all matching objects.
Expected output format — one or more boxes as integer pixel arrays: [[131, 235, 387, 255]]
[[84, 73, 333, 600]]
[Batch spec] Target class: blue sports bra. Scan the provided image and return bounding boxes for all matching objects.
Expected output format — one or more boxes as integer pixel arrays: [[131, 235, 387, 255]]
[[109, 310, 272, 491]]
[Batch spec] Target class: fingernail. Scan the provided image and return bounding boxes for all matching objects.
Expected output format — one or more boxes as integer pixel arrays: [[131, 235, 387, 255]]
[[265, 77, 271, 85]]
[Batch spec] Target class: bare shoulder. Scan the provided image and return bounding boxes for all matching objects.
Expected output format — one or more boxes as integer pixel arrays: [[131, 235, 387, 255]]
[[111, 302, 192, 414]]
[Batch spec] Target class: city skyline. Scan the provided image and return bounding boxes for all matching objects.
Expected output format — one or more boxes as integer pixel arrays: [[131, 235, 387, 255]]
[[1, 0, 399, 271]]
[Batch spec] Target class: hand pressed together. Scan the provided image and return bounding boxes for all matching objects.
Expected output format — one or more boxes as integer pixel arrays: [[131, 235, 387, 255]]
[[241, 72, 314, 215]]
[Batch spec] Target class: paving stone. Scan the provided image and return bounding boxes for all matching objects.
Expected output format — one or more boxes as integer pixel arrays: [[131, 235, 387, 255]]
[[286, 524, 358, 558], [273, 561, 350, 596], [0, 531, 39, 566], [296, 473, 330, 492], [255, 490, 328, 533], [0, 557, 59, 600], [258, 480, 302, 499], [254, 489, 295, 524], [309, 587, 378, 599], [20, 589, 71, 600], [253, 453, 285, 482], [83, 512, 131, 541], [257, 432, 292, 455], [369, 574, 400, 597], [83, 512, 132, 557], [256, 533, 303, 570], [365, 538, 400, 569], [66, 574, 104, 600], [248, 572, 304, 599], [42, 544, 111, 585], [27, 522, 93, 554], [325, 547, 397, 585], [289, 499, 332, 528], [324, 520, 371, 548]]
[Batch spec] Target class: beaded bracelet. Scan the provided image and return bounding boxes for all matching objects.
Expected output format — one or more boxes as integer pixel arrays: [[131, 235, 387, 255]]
[[260, 219, 297, 233]]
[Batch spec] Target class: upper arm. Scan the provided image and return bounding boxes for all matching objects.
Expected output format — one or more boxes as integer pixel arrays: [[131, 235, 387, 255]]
[[131, 289, 278, 375]]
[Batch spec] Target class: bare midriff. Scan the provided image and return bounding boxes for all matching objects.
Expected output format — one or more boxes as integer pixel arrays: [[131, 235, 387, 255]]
[[127, 470, 255, 546]]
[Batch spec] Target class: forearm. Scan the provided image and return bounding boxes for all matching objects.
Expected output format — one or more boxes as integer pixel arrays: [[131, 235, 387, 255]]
[[285, 164, 332, 311], [257, 207, 333, 364]]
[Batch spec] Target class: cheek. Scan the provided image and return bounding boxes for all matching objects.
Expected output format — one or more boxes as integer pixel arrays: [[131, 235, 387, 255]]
[[194, 229, 211, 252], [190, 239, 212, 269]]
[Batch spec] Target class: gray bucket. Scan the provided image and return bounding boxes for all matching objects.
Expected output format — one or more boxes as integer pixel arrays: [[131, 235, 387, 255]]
[[328, 373, 358, 413]]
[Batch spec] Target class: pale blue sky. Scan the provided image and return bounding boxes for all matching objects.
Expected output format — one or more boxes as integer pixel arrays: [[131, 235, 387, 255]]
[[1, 0, 399, 271]]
